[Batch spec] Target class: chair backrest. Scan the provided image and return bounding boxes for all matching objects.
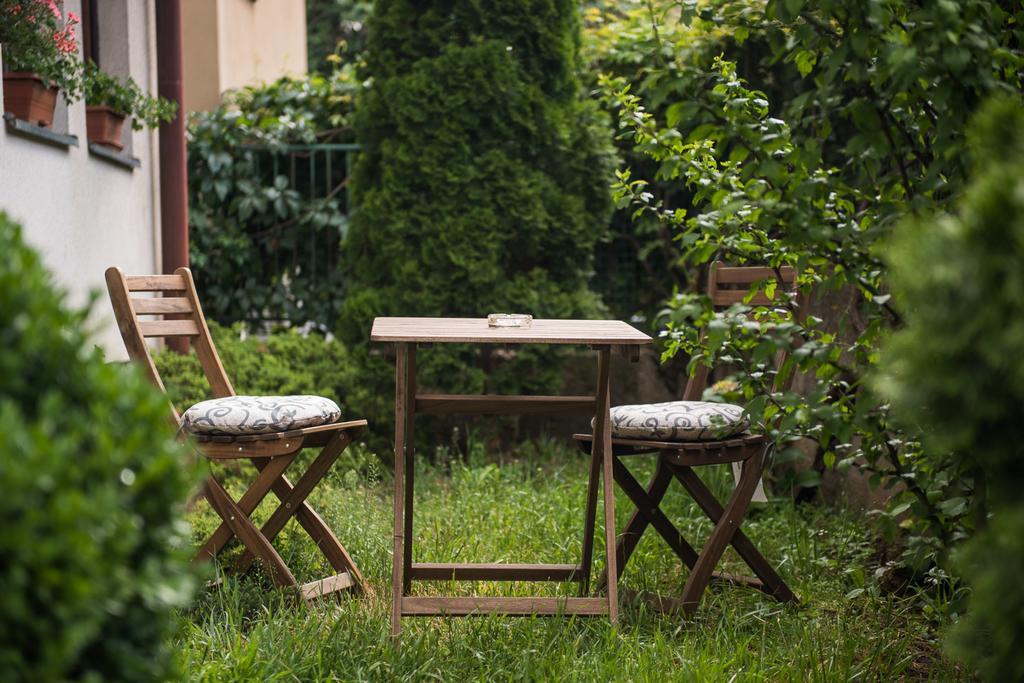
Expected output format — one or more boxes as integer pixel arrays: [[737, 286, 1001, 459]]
[[682, 262, 801, 401], [105, 266, 234, 422]]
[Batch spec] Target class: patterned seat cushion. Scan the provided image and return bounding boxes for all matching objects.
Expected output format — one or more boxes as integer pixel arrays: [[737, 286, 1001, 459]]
[[180, 395, 342, 436], [603, 400, 749, 441]]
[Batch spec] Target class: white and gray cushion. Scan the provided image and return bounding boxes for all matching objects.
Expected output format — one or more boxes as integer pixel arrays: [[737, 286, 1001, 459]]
[[602, 400, 749, 441], [180, 395, 341, 436]]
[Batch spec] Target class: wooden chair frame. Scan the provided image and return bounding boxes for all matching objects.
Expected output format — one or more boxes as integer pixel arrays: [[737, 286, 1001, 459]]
[[105, 266, 371, 601], [575, 262, 801, 615]]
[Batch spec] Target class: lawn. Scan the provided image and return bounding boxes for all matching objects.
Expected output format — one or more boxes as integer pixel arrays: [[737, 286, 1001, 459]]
[[176, 439, 963, 681]]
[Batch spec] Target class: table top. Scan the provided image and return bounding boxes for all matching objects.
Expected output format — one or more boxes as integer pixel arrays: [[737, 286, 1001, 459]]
[[370, 317, 653, 345]]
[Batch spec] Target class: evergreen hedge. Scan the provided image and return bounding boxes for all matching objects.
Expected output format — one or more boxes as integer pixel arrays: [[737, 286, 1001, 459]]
[[340, 0, 614, 396], [0, 213, 196, 681]]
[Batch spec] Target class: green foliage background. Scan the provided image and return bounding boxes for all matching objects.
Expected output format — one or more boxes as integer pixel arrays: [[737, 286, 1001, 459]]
[[305, 0, 373, 74], [339, 0, 615, 399], [600, 0, 1023, 580], [0, 213, 195, 681], [187, 71, 359, 326]]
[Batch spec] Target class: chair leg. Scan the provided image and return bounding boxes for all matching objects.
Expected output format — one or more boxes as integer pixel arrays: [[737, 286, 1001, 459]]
[[234, 432, 354, 577], [267, 478, 372, 595], [596, 455, 698, 592], [676, 451, 766, 615], [195, 453, 297, 562], [201, 477, 297, 589], [276, 447, 371, 593], [669, 458, 795, 603]]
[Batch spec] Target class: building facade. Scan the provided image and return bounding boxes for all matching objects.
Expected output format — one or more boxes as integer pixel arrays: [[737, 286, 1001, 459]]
[[0, 0, 163, 358], [182, 0, 308, 111]]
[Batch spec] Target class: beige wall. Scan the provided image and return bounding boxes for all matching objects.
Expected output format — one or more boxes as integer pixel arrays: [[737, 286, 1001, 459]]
[[183, 0, 308, 111], [182, 1, 222, 114], [0, 0, 162, 359]]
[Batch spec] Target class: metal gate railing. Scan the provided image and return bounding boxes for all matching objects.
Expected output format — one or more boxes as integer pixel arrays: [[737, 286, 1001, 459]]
[[241, 143, 361, 327], [245, 142, 361, 209]]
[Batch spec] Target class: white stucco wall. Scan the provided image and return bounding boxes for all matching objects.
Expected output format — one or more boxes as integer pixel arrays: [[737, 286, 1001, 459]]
[[0, 0, 162, 360]]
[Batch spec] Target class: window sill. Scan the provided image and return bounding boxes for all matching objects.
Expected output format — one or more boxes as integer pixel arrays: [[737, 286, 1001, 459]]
[[3, 112, 78, 148], [88, 142, 141, 170]]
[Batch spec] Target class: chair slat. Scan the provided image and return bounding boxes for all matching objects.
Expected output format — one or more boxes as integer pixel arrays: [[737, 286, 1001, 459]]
[[714, 266, 796, 285], [139, 319, 200, 337], [130, 297, 193, 314], [125, 274, 187, 292]]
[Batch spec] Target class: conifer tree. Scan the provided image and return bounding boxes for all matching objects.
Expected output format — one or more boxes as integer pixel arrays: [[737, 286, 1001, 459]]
[[340, 0, 613, 395]]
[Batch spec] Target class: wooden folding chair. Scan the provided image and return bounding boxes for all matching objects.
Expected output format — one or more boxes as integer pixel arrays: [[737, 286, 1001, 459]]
[[575, 262, 801, 615], [105, 266, 371, 601]]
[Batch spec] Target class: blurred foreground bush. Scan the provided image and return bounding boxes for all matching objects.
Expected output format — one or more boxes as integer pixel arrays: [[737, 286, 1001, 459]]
[[0, 213, 196, 680], [879, 96, 1024, 680]]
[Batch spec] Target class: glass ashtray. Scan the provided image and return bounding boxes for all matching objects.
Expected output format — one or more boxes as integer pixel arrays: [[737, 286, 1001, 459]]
[[487, 314, 533, 328]]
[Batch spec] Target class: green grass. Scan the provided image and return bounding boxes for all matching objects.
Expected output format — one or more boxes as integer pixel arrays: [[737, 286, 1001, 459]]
[[175, 439, 965, 681]]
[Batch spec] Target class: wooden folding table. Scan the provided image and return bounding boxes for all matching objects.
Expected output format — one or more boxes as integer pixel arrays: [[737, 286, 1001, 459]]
[[370, 317, 652, 636]]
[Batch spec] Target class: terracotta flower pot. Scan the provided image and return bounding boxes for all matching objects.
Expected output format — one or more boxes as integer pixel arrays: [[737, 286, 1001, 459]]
[[85, 105, 127, 151], [2, 72, 59, 127]]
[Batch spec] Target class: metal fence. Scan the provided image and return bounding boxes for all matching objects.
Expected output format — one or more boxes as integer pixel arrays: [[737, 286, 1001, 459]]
[[246, 142, 360, 209], [243, 143, 360, 326]]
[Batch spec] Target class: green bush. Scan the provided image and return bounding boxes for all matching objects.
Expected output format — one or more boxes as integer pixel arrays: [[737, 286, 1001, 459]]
[[880, 97, 1024, 501], [878, 97, 1024, 679], [946, 510, 1024, 682], [0, 213, 196, 681], [340, 0, 615, 397]]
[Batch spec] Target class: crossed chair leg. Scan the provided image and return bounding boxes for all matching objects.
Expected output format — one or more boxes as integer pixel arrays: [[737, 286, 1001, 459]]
[[594, 448, 795, 615], [195, 431, 371, 601]]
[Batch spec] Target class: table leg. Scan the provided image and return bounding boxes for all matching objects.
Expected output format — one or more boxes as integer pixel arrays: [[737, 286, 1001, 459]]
[[578, 446, 601, 596], [391, 342, 412, 638], [595, 347, 619, 624], [403, 346, 417, 594]]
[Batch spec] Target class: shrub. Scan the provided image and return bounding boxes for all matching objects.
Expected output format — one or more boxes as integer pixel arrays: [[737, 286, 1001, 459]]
[[0, 213, 196, 680], [878, 96, 1024, 678], [340, 0, 615, 397], [880, 96, 1024, 506]]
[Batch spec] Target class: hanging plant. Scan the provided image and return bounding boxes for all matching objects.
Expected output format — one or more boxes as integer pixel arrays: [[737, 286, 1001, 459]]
[[0, 0, 84, 125], [82, 61, 176, 148]]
